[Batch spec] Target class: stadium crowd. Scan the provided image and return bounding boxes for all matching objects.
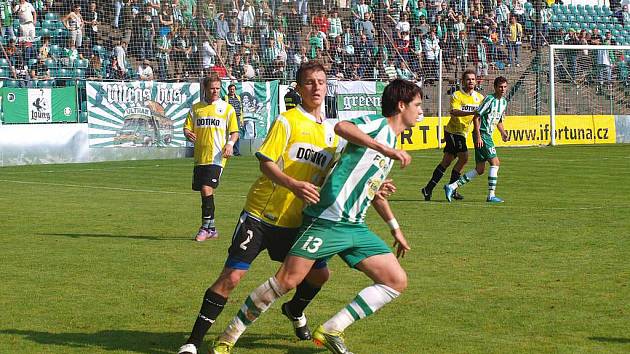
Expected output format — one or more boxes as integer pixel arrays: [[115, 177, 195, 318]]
[[0, 0, 628, 84]]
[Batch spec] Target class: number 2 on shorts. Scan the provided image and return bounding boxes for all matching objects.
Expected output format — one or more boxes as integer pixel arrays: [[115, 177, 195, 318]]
[[301, 236, 323, 253], [240, 230, 253, 250]]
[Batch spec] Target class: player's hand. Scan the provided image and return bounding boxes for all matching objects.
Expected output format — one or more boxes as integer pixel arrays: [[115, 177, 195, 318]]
[[383, 147, 411, 169], [290, 180, 320, 205], [375, 179, 396, 200], [391, 228, 410, 258], [501, 132, 509, 142], [222, 143, 234, 158], [185, 130, 197, 142], [475, 133, 484, 148]]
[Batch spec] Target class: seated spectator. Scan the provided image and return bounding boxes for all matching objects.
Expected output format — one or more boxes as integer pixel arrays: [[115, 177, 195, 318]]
[[108, 55, 126, 80], [62, 40, 81, 67], [86, 53, 102, 79], [397, 61, 416, 81], [29, 56, 50, 80], [38, 36, 51, 59], [138, 59, 154, 80]]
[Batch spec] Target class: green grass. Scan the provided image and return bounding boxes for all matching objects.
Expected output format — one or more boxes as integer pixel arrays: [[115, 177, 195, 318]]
[[1, 145, 629, 354]]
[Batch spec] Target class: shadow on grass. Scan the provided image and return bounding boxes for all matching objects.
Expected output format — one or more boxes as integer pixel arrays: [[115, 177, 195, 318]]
[[38, 233, 185, 241], [0, 329, 324, 353], [589, 336, 630, 344]]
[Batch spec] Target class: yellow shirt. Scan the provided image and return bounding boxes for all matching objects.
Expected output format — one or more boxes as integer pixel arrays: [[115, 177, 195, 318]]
[[445, 90, 484, 136], [244, 106, 340, 228], [509, 23, 523, 43], [184, 99, 239, 166]]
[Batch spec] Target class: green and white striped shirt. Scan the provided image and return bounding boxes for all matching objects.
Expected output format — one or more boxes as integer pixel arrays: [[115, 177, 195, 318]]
[[304, 115, 396, 224], [477, 93, 508, 137]]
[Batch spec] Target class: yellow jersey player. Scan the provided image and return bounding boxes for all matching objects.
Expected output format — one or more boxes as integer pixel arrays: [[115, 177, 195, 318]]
[[184, 72, 239, 241], [178, 62, 340, 354], [420, 69, 483, 201]]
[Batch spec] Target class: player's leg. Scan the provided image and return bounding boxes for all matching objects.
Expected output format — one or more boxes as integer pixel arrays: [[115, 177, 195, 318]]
[[421, 132, 458, 200], [486, 156, 503, 203], [444, 146, 486, 202], [313, 231, 405, 354], [212, 255, 316, 352], [179, 212, 265, 354], [193, 165, 222, 241], [450, 148, 469, 200]]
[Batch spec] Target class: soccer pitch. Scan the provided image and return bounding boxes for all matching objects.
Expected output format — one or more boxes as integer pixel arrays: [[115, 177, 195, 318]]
[[1, 145, 629, 354]]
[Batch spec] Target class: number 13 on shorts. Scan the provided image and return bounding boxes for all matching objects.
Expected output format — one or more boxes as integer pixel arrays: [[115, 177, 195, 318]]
[[301, 236, 323, 253]]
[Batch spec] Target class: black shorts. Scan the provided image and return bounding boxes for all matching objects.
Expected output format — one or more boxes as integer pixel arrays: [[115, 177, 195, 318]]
[[192, 164, 222, 191], [225, 211, 327, 270], [443, 131, 468, 155]]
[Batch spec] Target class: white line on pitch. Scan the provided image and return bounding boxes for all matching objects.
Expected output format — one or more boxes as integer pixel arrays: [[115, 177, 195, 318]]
[[0, 164, 186, 174], [0, 179, 189, 195]]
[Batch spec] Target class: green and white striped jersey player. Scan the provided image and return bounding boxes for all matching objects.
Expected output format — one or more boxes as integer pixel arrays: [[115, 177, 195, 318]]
[[212, 79, 423, 354], [445, 76, 510, 203]]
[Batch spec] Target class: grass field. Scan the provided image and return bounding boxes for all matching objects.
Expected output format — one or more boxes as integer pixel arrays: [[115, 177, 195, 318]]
[[1, 145, 629, 354]]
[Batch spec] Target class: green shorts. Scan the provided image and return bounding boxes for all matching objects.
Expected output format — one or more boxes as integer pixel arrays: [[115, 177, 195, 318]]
[[288, 217, 392, 268], [474, 135, 497, 163]]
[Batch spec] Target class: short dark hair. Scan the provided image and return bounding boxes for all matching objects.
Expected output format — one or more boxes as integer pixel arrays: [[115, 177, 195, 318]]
[[203, 72, 221, 89], [462, 69, 476, 81], [494, 76, 508, 87], [228, 83, 236, 90], [381, 79, 423, 117], [296, 61, 326, 85]]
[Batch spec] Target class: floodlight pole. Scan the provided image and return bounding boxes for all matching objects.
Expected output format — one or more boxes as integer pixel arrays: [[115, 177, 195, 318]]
[[437, 50, 443, 149]]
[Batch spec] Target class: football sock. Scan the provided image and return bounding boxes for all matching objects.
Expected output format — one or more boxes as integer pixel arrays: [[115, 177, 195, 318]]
[[453, 169, 479, 188], [201, 195, 215, 230], [219, 277, 288, 343], [285, 280, 321, 317], [488, 166, 499, 198], [322, 284, 400, 333], [186, 288, 227, 348], [449, 169, 461, 185], [426, 164, 446, 192]]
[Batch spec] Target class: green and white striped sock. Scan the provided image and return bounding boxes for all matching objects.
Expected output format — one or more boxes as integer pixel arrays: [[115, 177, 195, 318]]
[[323, 284, 400, 333], [453, 169, 479, 188], [488, 166, 499, 198]]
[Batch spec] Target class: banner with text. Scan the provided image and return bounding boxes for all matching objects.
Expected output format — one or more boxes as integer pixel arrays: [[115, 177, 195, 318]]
[[220, 80, 278, 139], [86, 81, 200, 147], [399, 115, 617, 150], [335, 81, 387, 120], [1, 87, 77, 124]]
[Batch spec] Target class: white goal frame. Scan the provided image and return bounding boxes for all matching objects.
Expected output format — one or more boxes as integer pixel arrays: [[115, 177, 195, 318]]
[[549, 44, 630, 145]]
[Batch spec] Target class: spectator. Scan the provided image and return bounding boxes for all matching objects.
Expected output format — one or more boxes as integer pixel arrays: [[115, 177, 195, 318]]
[[495, 0, 510, 45], [238, 0, 255, 29], [231, 52, 244, 79], [121, 0, 135, 45], [507, 15, 522, 67], [200, 0, 216, 32], [296, 0, 307, 25], [108, 55, 126, 80], [171, 0, 183, 27], [112, 39, 128, 76], [86, 53, 102, 79], [156, 31, 172, 80], [623, 5, 629, 26], [159, 2, 173, 36], [242, 54, 255, 79], [84, 2, 99, 46], [597, 38, 613, 93], [476, 35, 489, 83], [1, 0, 15, 41], [62, 39, 81, 66], [214, 12, 228, 60], [353, 0, 371, 32], [307, 25, 328, 59], [329, 9, 342, 39], [226, 22, 241, 63], [286, 4, 301, 49], [201, 35, 217, 71], [140, 2, 154, 60], [224, 83, 242, 155], [418, 16, 430, 37], [396, 12, 411, 39], [423, 29, 440, 79], [397, 60, 415, 80], [359, 12, 376, 44], [384, 58, 397, 80], [63, 3, 84, 48], [471, 0, 484, 15], [540, 4, 552, 44], [38, 35, 50, 59], [137, 58, 154, 80], [146, 0, 161, 35], [173, 28, 192, 79], [113, 0, 123, 28], [454, 30, 468, 73], [13, 0, 37, 40], [512, 0, 526, 24], [30, 56, 50, 81], [313, 9, 330, 35]]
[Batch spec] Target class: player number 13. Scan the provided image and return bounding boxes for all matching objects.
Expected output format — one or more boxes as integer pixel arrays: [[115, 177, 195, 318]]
[[301, 236, 323, 253]]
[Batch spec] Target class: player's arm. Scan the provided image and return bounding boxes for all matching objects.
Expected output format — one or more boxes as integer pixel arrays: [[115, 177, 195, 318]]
[[222, 107, 240, 158], [372, 195, 410, 258], [473, 112, 483, 148], [497, 119, 509, 142], [334, 120, 411, 168], [449, 93, 469, 117], [183, 108, 196, 142]]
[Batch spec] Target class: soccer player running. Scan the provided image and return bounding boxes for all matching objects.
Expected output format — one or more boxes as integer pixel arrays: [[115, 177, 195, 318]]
[[184, 72, 240, 242], [444, 76, 509, 203], [210, 79, 422, 354], [178, 62, 341, 354], [420, 69, 483, 201]]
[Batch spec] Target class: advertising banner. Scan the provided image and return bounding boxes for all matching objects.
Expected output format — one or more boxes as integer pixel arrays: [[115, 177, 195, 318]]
[[1, 87, 77, 124], [220, 80, 278, 139], [335, 81, 387, 120], [86, 81, 200, 147]]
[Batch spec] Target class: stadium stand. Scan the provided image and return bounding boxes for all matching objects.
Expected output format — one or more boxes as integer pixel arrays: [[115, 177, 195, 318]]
[[0, 0, 628, 116]]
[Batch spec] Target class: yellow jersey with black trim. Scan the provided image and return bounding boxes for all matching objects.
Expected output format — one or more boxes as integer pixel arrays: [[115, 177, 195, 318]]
[[184, 99, 239, 167], [244, 106, 340, 228], [445, 90, 484, 136]]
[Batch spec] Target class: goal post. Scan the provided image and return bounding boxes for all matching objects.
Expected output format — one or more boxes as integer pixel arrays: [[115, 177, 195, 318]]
[[549, 44, 630, 146]]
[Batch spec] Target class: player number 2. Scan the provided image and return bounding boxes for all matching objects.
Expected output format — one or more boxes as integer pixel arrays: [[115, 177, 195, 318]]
[[240, 230, 254, 250], [301, 236, 323, 253]]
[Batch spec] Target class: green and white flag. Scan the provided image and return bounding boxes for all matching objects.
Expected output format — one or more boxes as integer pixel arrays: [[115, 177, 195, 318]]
[[86, 81, 200, 148], [220, 80, 279, 139], [336, 81, 387, 120], [1, 87, 77, 124]]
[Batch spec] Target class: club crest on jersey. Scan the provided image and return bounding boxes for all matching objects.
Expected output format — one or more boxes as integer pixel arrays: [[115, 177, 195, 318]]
[[366, 177, 383, 200], [289, 143, 333, 169]]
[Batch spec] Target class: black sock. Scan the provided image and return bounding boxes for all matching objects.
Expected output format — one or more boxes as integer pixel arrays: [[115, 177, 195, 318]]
[[286, 281, 321, 317], [425, 164, 446, 192], [449, 170, 461, 185], [186, 288, 227, 348], [201, 195, 215, 230]]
